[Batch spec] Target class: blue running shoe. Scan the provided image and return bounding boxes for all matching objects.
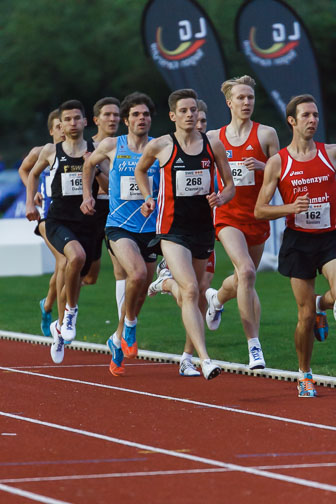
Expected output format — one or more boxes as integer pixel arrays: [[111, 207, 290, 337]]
[[314, 296, 328, 342], [40, 298, 52, 337], [107, 334, 125, 376], [121, 323, 138, 358], [297, 373, 317, 398]]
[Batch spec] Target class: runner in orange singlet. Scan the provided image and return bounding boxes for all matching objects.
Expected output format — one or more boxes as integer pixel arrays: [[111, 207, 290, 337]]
[[255, 94, 336, 397], [205, 75, 279, 370]]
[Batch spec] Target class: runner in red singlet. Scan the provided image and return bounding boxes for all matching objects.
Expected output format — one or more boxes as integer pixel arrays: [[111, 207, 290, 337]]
[[205, 75, 280, 370], [255, 94, 336, 397]]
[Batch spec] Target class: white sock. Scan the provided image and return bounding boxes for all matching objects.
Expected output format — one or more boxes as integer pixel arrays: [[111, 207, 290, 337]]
[[112, 332, 121, 348], [66, 303, 77, 312], [213, 292, 223, 309], [181, 352, 193, 363], [248, 338, 261, 350], [299, 368, 312, 378], [125, 316, 137, 327], [116, 280, 126, 320], [316, 295, 322, 313]]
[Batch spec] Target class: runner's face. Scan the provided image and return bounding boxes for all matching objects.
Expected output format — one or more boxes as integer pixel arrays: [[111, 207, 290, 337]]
[[95, 104, 120, 137], [291, 102, 319, 139], [61, 109, 86, 139], [227, 84, 255, 120], [196, 110, 207, 133], [171, 98, 198, 131], [50, 118, 65, 144], [125, 104, 151, 137]]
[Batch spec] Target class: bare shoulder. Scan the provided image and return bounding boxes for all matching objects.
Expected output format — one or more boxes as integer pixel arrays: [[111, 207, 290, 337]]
[[28, 145, 44, 160], [265, 152, 282, 175], [40, 142, 56, 159], [325, 143, 336, 164], [206, 128, 221, 142], [97, 136, 117, 153], [146, 134, 172, 154]]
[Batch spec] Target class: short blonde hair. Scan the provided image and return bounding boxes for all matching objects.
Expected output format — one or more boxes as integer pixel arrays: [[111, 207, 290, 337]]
[[221, 75, 256, 100]]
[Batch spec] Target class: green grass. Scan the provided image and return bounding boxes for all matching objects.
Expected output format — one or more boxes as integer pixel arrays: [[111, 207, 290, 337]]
[[0, 243, 335, 376]]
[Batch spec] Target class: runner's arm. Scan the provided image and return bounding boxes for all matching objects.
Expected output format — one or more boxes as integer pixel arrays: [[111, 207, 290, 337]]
[[244, 126, 280, 171], [135, 139, 160, 216], [26, 144, 54, 221], [207, 136, 235, 208]]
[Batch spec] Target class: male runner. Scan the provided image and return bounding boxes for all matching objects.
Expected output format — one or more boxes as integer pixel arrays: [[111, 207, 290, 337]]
[[26, 100, 97, 363], [205, 75, 279, 370], [135, 88, 235, 380], [81, 92, 160, 376], [255, 94, 336, 397], [20, 109, 66, 336]]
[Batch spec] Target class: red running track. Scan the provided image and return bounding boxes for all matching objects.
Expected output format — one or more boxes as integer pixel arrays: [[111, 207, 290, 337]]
[[0, 339, 336, 504]]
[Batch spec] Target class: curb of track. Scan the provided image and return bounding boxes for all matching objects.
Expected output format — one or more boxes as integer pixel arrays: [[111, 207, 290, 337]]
[[1, 329, 335, 388]]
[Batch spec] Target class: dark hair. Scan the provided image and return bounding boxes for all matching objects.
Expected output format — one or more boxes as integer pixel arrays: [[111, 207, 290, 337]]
[[197, 99, 208, 114], [168, 89, 198, 112], [286, 94, 317, 126], [47, 109, 60, 131], [120, 92, 155, 120], [93, 97, 120, 117], [59, 99, 86, 118]]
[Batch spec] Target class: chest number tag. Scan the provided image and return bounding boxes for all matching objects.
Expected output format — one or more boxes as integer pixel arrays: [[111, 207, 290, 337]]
[[61, 172, 83, 196], [176, 170, 210, 197], [120, 176, 153, 200], [295, 202, 330, 229], [229, 161, 255, 186]]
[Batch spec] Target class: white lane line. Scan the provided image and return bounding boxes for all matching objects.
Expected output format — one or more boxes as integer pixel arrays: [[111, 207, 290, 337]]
[[0, 483, 72, 504], [1, 462, 336, 484], [1, 366, 336, 432], [0, 411, 336, 494], [10, 363, 168, 369]]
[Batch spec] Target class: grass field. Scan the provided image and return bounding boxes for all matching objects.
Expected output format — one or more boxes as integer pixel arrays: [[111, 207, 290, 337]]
[[0, 242, 335, 376]]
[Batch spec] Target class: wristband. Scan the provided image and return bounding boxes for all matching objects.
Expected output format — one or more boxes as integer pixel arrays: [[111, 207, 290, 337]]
[[145, 195, 152, 202]]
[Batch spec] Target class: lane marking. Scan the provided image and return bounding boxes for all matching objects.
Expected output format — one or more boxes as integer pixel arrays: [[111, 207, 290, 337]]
[[1, 433, 16, 436], [10, 362, 169, 369], [1, 366, 336, 432], [0, 411, 336, 494], [237, 450, 336, 458], [0, 457, 146, 467], [0, 483, 72, 504]]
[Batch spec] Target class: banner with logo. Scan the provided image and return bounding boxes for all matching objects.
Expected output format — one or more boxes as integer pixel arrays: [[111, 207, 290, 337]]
[[235, 0, 326, 141], [141, 0, 230, 129]]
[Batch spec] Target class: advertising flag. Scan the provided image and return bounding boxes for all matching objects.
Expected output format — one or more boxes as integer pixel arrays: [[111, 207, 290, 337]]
[[235, 0, 326, 141], [142, 0, 230, 129]]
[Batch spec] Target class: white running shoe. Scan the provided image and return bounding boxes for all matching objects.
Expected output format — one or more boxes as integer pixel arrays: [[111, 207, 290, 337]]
[[50, 321, 64, 364], [156, 258, 167, 276], [248, 345, 266, 370], [333, 300, 336, 321], [148, 268, 172, 297], [201, 359, 221, 380], [61, 306, 78, 342], [179, 359, 201, 377], [205, 288, 223, 330]]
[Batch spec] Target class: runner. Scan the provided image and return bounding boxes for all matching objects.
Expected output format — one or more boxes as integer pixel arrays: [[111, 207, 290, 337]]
[[135, 88, 235, 380], [81, 92, 160, 376], [255, 94, 336, 397], [205, 75, 279, 369]]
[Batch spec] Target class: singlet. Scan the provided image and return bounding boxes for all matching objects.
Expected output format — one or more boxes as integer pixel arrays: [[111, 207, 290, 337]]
[[156, 132, 215, 235], [278, 142, 336, 233], [47, 140, 97, 224], [39, 167, 52, 219], [215, 121, 268, 224], [106, 135, 160, 233]]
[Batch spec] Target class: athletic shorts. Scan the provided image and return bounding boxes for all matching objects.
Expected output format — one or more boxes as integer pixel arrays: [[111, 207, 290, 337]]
[[93, 198, 109, 261], [206, 250, 216, 273], [46, 218, 95, 277], [215, 220, 270, 247], [34, 218, 47, 238], [151, 229, 215, 260], [105, 226, 157, 263], [278, 227, 336, 279]]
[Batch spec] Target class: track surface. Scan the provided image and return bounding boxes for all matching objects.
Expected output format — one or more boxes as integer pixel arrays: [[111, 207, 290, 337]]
[[1, 339, 335, 504]]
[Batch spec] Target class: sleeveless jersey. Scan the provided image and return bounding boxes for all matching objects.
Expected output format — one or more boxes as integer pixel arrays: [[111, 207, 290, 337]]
[[157, 132, 215, 235], [215, 121, 268, 225], [106, 135, 160, 233], [48, 140, 97, 224], [40, 167, 52, 219], [278, 142, 336, 233]]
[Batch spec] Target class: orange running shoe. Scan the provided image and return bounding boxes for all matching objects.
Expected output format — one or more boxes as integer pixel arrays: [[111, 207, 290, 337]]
[[109, 359, 125, 377], [314, 295, 328, 342], [121, 323, 138, 358], [107, 334, 125, 376]]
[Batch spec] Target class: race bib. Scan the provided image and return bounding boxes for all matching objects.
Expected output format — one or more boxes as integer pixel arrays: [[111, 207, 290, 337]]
[[61, 172, 83, 196], [295, 202, 330, 229], [229, 161, 255, 186], [120, 176, 153, 200], [176, 170, 210, 197]]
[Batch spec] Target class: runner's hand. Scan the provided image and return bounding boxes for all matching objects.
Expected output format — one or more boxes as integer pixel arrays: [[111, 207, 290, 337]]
[[80, 196, 96, 215]]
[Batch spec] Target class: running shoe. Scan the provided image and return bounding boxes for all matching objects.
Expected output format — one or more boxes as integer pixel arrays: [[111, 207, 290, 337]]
[[179, 359, 201, 377], [201, 359, 221, 380], [61, 306, 78, 343], [50, 320, 64, 364], [107, 334, 125, 376], [156, 258, 167, 276], [297, 372, 317, 398], [39, 298, 52, 337], [121, 323, 138, 359], [314, 295, 328, 342], [148, 268, 172, 297], [205, 288, 223, 330], [248, 345, 266, 370]]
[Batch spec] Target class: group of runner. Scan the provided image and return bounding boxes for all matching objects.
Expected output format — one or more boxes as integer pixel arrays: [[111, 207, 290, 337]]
[[23, 75, 336, 397]]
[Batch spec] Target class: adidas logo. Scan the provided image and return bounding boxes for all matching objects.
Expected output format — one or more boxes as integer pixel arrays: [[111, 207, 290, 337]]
[[246, 145, 254, 151], [176, 158, 184, 164]]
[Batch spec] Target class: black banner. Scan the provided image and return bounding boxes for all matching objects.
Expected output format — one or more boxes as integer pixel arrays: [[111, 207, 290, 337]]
[[235, 0, 326, 141], [141, 0, 230, 129]]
